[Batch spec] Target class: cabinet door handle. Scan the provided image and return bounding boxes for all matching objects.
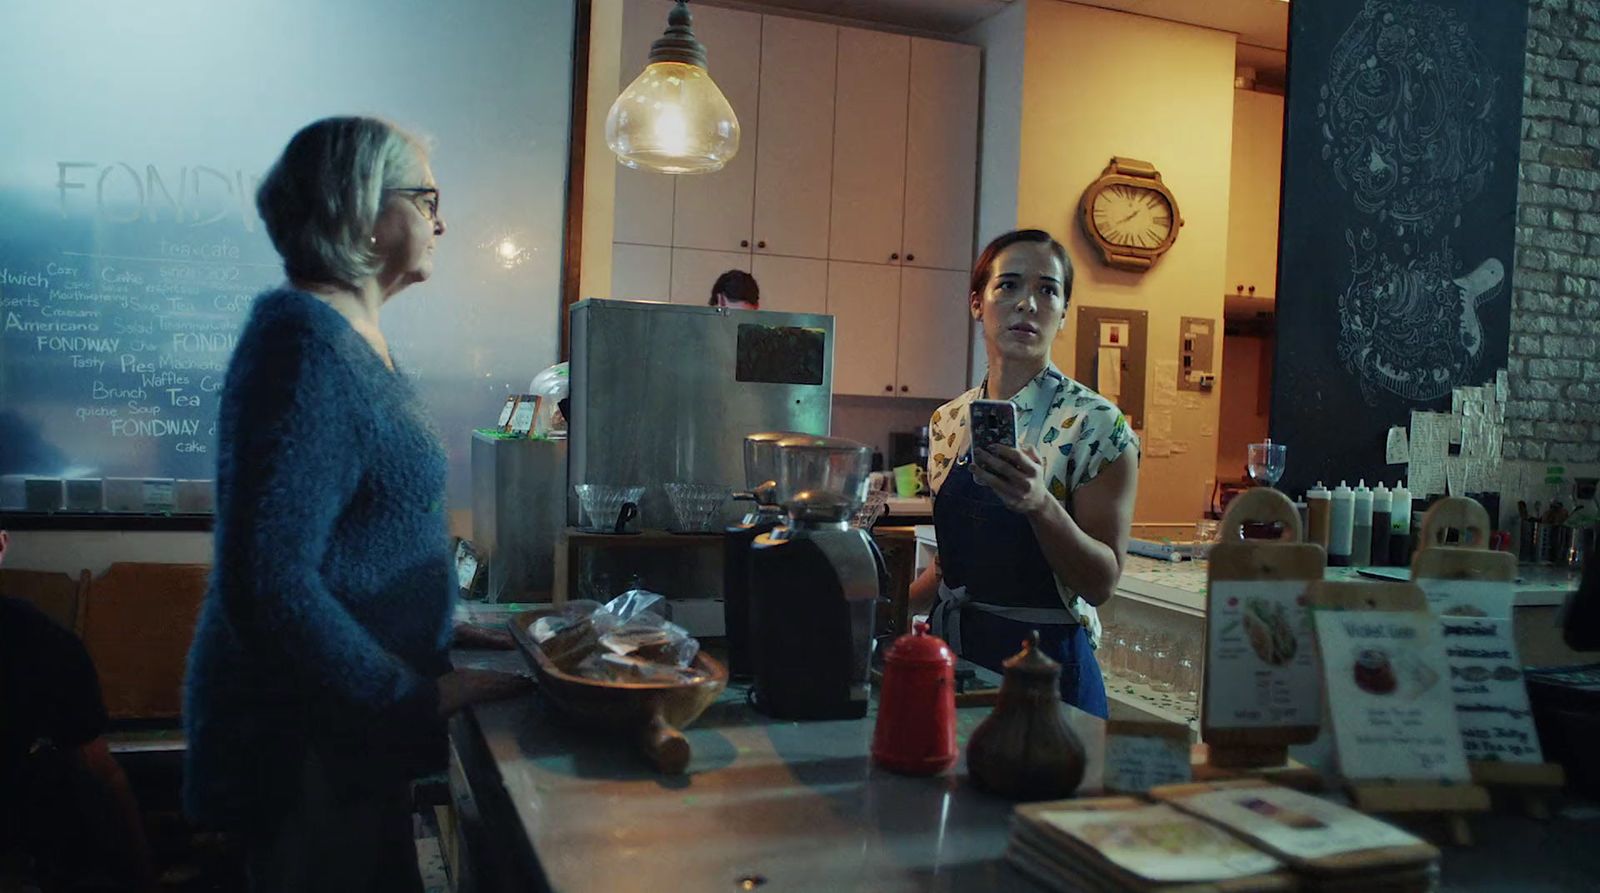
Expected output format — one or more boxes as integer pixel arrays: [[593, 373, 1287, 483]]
[[741, 240, 750, 248], [890, 253, 899, 261], [1236, 284, 1244, 294], [1247, 284, 1256, 295], [905, 253, 915, 262], [885, 385, 894, 393], [757, 240, 767, 249], [900, 385, 909, 393]]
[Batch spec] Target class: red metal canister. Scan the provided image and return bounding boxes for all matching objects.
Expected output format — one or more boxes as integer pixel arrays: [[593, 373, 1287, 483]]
[[871, 621, 957, 776]]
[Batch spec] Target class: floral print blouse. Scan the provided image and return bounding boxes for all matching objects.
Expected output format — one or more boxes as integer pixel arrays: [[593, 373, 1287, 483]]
[[927, 364, 1140, 637]]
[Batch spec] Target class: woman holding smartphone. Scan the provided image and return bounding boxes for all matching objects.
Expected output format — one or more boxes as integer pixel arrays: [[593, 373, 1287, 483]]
[[908, 229, 1139, 717]]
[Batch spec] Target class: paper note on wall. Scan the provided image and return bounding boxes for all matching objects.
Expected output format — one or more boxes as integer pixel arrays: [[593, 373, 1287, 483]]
[[1445, 457, 1465, 497], [1151, 361, 1178, 407], [1408, 411, 1450, 496], [1149, 410, 1173, 441], [1098, 347, 1123, 401], [1386, 427, 1410, 464]]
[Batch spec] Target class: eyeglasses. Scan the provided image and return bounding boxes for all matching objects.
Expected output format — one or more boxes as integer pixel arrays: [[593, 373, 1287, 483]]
[[389, 187, 440, 222]]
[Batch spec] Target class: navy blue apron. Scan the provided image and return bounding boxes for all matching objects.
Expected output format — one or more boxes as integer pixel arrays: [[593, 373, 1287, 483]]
[[929, 459, 1108, 719]]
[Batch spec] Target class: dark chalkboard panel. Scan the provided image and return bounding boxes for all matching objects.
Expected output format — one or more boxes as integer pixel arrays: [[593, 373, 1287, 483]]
[[1271, 0, 1526, 495], [0, 1, 576, 513]]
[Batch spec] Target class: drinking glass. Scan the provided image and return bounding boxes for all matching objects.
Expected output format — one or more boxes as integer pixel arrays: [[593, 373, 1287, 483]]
[[1098, 623, 1120, 676], [1247, 439, 1287, 487], [1107, 626, 1132, 679], [1126, 629, 1150, 686], [1147, 634, 1176, 693], [1191, 519, 1221, 559], [1176, 633, 1203, 702]]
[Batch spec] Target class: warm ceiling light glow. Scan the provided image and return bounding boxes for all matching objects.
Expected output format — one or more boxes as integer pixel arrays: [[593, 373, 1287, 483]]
[[605, 1, 740, 175]]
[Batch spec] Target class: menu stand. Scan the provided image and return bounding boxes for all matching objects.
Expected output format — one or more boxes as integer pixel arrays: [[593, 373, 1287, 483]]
[[1411, 497, 1568, 820], [1201, 489, 1327, 778], [1190, 744, 1324, 792], [1309, 580, 1490, 846]]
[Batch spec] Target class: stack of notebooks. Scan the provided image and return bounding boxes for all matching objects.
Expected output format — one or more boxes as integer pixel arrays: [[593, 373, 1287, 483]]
[[1008, 781, 1440, 893]]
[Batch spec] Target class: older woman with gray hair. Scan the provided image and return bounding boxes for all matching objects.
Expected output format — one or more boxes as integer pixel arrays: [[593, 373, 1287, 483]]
[[182, 116, 528, 892]]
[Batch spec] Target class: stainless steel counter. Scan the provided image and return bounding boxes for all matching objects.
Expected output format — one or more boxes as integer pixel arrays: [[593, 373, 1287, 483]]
[[446, 630, 1103, 893], [447, 612, 1600, 893]]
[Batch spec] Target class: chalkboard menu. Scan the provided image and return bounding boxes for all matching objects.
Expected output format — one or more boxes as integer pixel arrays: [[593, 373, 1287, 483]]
[[0, 181, 277, 486], [0, 0, 575, 514], [1271, 0, 1526, 495]]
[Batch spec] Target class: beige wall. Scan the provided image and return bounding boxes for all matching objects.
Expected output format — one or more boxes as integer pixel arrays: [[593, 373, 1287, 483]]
[[1018, 0, 1236, 523], [1215, 333, 1272, 482], [579, 0, 623, 303]]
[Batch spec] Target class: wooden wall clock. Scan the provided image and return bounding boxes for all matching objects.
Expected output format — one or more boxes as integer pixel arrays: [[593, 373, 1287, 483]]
[[1079, 157, 1184, 272]]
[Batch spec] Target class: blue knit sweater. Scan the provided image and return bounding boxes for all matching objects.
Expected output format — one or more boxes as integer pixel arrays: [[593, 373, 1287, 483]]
[[183, 289, 456, 828]]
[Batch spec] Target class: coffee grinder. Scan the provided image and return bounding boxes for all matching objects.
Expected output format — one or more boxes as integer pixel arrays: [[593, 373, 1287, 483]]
[[749, 435, 885, 720], [724, 432, 797, 679]]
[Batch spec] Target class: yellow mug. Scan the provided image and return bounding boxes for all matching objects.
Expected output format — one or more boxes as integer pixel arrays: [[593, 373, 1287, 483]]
[[893, 463, 928, 498]]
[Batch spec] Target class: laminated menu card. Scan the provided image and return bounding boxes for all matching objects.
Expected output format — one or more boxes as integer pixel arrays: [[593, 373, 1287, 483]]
[[1157, 783, 1433, 867], [508, 395, 537, 436], [1412, 578, 1544, 763], [1314, 609, 1470, 783], [1037, 803, 1283, 883], [1414, 578, 1515, 619], [1207, 581, 1321, 730], [1105, 721, 1193, 793], [1439, 618, 1544, 765]]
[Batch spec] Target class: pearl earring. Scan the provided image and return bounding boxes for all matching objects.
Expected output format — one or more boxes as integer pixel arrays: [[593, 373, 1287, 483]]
[[369, 235, 378, 246]]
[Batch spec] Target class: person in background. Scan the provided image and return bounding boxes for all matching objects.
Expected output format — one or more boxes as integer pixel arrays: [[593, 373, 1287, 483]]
[[182, 117, 530, 893], [0, 530, 157, 892], [708, 269, 760, 309], [908, 229, 1140, 719]]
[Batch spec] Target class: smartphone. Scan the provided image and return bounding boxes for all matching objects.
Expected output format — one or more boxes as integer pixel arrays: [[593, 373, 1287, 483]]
[[968, 399, 1018, 458]]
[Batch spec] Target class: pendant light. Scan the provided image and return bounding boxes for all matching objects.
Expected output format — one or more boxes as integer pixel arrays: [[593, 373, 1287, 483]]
[[605, 0, 740, 175]]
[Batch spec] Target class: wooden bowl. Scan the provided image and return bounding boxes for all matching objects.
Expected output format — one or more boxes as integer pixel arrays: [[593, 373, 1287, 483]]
[[508, 609, 727, 773]]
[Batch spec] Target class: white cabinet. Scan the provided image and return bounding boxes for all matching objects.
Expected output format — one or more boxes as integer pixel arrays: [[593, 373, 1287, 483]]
[[611, 243, 672, 301], [670, 248, 750, 305], [827, 261, 902, 396], [903, 39, 980, 272], [828, 262, 971, 399], [606, 10, 979, 398], [895, 268, 971, 398], [829, 28, 910, 266], [752, 255, 827, 316], [670, 5, 763, 253], [1226, 89, 1283, 300], [612, 0, 676, 247], [752, 16, 837, 260]]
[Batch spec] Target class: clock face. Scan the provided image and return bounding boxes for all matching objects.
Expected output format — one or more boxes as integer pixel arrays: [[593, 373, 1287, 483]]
[[1091, 184, 1174, 250]]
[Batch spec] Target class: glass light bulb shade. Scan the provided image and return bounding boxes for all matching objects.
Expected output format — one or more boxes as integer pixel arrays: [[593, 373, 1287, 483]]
[[606, 61, 740, 174]]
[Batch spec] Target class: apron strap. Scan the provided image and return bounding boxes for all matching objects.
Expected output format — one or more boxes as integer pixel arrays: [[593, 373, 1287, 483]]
[[930, 582, 973, 653], [932, 581, 1080, 655]]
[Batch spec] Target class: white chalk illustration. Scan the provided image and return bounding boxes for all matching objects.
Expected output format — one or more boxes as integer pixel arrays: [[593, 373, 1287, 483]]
[[1316, 0, 1504, 404]]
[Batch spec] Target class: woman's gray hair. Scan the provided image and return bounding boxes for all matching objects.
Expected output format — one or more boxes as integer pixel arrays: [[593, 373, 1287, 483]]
[[256, 116, 429, 288]]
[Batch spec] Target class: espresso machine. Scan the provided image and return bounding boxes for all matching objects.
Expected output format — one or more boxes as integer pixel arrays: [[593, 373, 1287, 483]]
[[724, 431, 798, 679], [749, 435, 885, 720]]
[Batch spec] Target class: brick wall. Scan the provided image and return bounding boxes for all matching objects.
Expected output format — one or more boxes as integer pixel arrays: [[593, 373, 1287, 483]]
[[1509, 0, 1600, 464]]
